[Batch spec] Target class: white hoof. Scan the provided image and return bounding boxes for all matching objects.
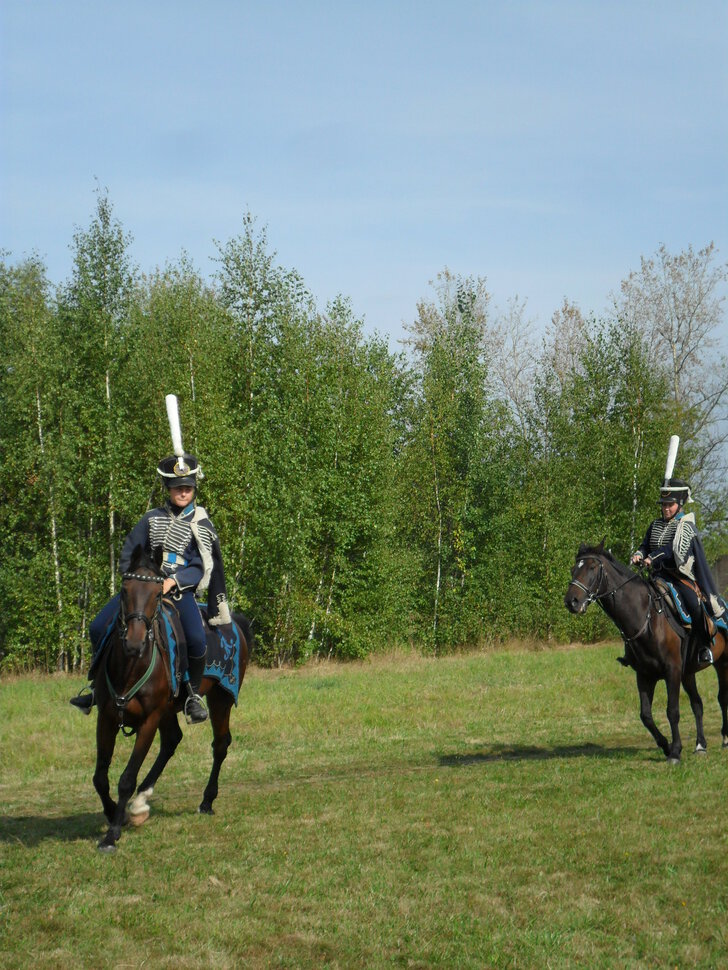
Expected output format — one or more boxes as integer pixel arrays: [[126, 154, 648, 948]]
[[722, 736, 728, 749], [128, 788, 153, 819], [694, 744, 707, 755], [127, 809, 150, 827]]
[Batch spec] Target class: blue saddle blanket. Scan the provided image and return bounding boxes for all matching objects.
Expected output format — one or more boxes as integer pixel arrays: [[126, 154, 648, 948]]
[[160, 603, 242, 704], [658, 580, 728, 633], [93, 603, 243, 705]]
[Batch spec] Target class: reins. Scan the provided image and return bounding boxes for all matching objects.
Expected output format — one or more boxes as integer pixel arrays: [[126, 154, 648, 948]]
[[105, 570, 164, 735], [568, 554, 652, 646]]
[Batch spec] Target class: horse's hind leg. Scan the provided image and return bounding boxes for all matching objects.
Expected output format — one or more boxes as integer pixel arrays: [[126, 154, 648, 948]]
[[681, 670, 707, 753], [636, 672, 671, 758], [715, 654, 728, 747], [199, 686, 233, 816], [128, 713, 184, 823]]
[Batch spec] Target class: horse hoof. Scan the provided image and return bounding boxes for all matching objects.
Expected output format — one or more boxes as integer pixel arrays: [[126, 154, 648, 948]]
[[198, 805, 215, 816], [667, 756, 681, 765], [694, 745, 707, 755], [127, 810, 149, 827], [97, 842, 117, 853]]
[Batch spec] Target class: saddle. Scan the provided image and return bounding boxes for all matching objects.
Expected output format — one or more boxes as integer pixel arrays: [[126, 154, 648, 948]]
[[89, 600, 243, 704]]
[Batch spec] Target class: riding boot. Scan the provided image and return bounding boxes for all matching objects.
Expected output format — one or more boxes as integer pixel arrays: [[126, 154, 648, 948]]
[[69, 684, 95, 714], [184, 653, 208, 724], [698, 642, 714, 666]]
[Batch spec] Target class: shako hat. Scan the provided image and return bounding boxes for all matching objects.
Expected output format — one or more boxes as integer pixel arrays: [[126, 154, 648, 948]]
[[157, 453, 201, 489], [159, 393, 203, 489], [659, 478, 691, 506]]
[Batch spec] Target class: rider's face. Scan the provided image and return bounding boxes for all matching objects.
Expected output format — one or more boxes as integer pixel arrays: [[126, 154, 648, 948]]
[[661, 500, 679, 521], [168, 484, 195, 508]]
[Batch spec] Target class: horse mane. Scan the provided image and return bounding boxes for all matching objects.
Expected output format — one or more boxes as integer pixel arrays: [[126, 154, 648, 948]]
[[576, 542, 634, 580]]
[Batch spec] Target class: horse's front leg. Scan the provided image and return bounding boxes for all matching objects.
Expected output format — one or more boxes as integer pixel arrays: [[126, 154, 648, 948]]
[[93, 713, 119, 823], [681, 670, 706, 753], [664, 667, 683, 764], [98, 714, 161, 853], [636, 672, 670, 758], [128, 711, 184, 823]]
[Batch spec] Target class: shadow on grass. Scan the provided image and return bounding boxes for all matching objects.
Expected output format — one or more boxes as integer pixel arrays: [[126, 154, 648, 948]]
[[0, 802, 196, 847], [439, 742, 644, 767], [0, 812, 105, 845]]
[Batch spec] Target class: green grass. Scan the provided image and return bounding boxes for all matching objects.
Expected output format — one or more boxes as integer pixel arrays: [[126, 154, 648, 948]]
[[2, 642, 728, 968]]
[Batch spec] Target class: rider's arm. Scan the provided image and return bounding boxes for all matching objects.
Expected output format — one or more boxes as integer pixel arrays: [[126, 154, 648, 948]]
[[168, 546, 204, 593]]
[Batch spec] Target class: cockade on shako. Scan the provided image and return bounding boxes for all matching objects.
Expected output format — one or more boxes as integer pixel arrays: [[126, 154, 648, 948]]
[[564, 435, 728, 764]]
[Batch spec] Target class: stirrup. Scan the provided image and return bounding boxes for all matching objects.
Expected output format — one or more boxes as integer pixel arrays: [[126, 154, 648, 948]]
[[184, 693, 208, 724], [70, 685, 95, 714], [698, 646, 714, 666]]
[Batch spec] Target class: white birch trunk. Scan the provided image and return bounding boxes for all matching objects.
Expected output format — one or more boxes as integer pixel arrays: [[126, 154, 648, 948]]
[[36, 389, 66, 670]]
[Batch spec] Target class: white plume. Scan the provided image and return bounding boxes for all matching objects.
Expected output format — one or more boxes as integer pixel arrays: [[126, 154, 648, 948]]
[[165, 394, 184, 459], [663, 435, 679, 485]]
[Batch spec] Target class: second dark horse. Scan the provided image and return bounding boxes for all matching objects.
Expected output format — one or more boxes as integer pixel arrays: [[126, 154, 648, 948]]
[[92, 546, 251, 851], [564, 541, 728, 763]]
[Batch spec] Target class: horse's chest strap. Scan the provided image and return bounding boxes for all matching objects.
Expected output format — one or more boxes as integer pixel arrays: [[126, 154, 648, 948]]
[[105, 643, 159, 729]]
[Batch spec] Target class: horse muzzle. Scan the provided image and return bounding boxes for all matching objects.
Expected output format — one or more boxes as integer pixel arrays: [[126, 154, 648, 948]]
[[564, 592, 589, 614]]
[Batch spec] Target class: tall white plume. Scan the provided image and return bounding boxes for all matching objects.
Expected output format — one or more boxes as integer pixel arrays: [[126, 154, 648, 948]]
[[165, 394, 184, 459], [663, 434, 680, 485]]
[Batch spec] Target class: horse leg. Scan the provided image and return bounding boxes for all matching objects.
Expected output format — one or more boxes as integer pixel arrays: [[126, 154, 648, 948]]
[[681, 670, 707, 753], [663, 667, 684, 764], [93, 714, 120, 823], [199, 685, 233, 815], [128, 712, 184, 823], [636, 672, 671, 758], [714, 648, 728, 747], [98, 716, 161, 853]]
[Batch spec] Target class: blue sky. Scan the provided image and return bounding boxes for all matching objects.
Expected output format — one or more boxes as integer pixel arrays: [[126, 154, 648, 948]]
[[2, 1, 726, 348]]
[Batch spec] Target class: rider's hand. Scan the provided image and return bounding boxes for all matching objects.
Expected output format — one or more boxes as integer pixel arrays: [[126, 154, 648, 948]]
[[630, 553, 643, 565], [162, 577, 177, 595]]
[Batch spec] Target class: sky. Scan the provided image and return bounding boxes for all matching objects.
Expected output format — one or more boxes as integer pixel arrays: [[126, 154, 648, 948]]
[[2, 1, 727, 349]]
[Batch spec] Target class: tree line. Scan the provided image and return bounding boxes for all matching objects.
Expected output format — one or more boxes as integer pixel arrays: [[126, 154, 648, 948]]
[[2, 194, 727, 670]]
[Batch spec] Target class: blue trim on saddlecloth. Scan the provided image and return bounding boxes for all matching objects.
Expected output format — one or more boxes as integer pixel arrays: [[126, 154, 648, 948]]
[[660, 580, 692, 624]]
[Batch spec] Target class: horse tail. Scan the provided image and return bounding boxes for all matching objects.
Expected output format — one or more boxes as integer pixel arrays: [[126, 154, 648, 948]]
[[233, 613, 254, 660]]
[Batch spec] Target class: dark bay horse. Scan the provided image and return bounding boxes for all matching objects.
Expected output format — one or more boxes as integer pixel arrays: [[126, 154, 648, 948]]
[[91, 546, 251, 852], [564, 542, 728, 763]]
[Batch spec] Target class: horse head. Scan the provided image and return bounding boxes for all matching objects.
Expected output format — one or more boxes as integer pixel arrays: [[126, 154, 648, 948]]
[[564, 541, 608, 614], [120, 545, 164, 658]]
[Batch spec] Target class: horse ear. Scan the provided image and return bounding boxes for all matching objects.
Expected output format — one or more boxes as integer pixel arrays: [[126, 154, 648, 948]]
[[153, 545, 164, 570], [599, 536, 606, 551], [129, 544, 144, 570]]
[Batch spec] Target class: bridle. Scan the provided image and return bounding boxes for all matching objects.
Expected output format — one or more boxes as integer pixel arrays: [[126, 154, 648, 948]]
[[105, 570, 164, 733], [568, 554, 639, 606], [568, 553, 652, 645], [119, 571, 164, 659]]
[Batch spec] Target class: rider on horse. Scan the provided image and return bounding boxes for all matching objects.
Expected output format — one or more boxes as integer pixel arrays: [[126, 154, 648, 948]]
[[630, 476, 725, 666], [71, 397, 232, 724]]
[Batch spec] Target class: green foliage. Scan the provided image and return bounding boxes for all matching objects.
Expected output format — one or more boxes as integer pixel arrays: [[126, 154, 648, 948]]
[[1, 207, 723, 669]]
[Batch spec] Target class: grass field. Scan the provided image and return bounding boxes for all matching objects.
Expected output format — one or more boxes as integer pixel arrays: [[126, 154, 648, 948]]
[[2, 642, 728, 969]]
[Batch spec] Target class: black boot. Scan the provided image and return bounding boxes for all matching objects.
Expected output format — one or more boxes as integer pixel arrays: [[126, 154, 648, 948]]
[[184, 653, 208, 724], [69, 685, 95, 714], [698, 644, 714, 666]]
